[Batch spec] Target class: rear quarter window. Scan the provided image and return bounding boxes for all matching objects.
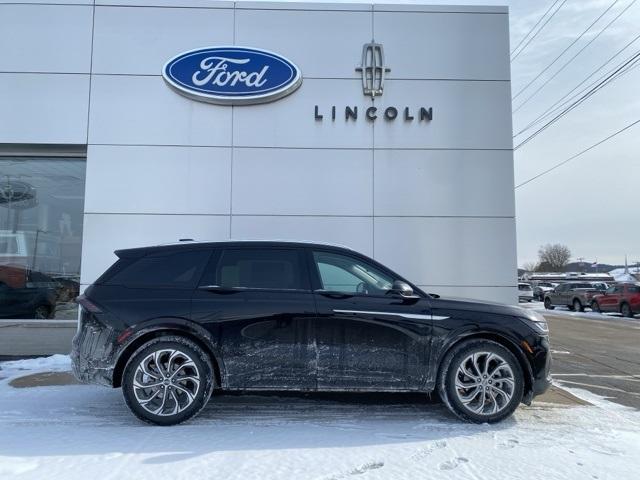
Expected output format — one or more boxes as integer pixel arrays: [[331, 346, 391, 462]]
[[105, 249, 211, 289]]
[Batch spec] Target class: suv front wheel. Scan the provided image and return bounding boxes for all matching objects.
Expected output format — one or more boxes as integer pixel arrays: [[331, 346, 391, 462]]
[[122, 336, 214, 425], [438, 339, 524, 423]]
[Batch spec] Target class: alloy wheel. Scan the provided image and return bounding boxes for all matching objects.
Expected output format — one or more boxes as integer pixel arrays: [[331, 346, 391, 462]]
[[132, 349, 201, 416], [454, 352, 515, 416]]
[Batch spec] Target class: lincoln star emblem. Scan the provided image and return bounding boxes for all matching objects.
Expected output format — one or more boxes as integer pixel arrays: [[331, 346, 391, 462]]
[[355, 42, 390, 98]]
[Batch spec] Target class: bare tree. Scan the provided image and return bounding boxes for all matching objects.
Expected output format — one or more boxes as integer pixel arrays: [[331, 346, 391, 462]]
[[537, 244, 571, 271], [521, 261, 538, 272]]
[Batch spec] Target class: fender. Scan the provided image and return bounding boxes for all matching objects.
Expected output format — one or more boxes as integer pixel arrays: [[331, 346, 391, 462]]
[[113, 316, 228, 388], [428, 326, 535, 396]]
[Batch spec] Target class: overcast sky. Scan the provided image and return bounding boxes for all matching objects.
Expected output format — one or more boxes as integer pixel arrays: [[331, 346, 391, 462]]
[[251, 0, 639, 267]]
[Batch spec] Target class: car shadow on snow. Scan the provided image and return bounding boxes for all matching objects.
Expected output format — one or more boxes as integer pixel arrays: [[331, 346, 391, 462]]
[[0, 385, 520, 462]]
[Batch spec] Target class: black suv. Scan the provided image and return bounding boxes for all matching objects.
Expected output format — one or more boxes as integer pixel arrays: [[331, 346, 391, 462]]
[[72, 241, 551, 425]]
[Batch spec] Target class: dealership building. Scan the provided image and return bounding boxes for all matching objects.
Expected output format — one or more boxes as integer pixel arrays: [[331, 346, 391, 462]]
[[0, 0, 516, 351]]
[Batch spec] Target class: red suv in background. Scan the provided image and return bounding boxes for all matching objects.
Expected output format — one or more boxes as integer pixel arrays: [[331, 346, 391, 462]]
[[591, 283, 640, 318]]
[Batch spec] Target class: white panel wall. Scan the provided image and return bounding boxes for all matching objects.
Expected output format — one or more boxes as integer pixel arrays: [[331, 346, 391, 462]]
[[374, 150, 515, 217], [0, 1, 516, 303], [235, 8, 371, 78], [0, 4, 93, 73], [374, 10, 510, 80], [232, 216, 374, 257], [233, 79, 373, 148], [88, 75, 232, 146], [85, 145, 232, 215], [92, 5, 234, 75], [0, 73, 90, 144], [374, 217, 517, 286], [232, 148, 373, 216]]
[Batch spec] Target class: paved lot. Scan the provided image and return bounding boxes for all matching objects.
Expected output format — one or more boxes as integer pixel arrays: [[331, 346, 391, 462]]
[[542, 310, 640, 409]]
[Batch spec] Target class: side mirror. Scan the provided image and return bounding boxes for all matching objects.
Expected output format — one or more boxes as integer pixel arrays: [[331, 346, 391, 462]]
[[390, 280, 414, 297]]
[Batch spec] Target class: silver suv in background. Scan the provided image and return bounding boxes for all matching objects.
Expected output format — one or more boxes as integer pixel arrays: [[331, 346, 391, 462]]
[[544, 282, 601, 312], [518, 282, 534, 302], [533, 282, 558, 301]]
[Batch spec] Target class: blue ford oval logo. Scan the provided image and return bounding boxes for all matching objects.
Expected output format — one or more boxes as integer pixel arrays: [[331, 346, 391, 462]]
[[162, 46, 303, 105]]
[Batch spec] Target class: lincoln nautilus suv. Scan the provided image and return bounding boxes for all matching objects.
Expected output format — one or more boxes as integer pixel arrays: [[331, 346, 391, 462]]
[[72, 241, 551, 425]]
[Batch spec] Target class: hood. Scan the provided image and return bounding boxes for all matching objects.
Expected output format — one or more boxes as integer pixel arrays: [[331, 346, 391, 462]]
[[431, 295, 532, 319]]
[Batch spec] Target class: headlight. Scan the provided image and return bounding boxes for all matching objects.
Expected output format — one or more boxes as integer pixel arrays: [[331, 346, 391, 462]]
[[519, 311, 549, 334]]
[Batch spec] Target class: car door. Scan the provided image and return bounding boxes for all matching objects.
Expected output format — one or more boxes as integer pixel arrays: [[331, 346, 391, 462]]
[[550, 284, 565, 305], [309, 249, 432, 391], [600, 285, 620, 311], [0, 281, 31, 318], [191, 247, 316, 390]]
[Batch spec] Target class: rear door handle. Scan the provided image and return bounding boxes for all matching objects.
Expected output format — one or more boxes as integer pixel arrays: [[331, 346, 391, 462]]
[[198, 285, 246, 294]]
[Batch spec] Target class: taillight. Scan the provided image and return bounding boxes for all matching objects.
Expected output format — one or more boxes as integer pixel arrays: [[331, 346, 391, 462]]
[[75, 294, 102, 313]]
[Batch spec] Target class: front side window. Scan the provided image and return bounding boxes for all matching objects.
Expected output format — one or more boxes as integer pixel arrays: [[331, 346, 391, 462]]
[[313, 251, 394, 296], [213, 249, 307, 290], [0, 156, 86, 320]]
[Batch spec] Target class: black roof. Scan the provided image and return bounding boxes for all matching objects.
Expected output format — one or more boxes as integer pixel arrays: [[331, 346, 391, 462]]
[[114, 240, 355, 258]]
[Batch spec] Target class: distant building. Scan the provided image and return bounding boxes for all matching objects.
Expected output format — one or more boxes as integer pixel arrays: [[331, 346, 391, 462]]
[[523, 272, 615, 283]]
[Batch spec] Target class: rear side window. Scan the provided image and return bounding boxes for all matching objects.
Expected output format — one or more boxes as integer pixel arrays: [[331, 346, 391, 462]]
[[106, 249, 210, 288], [628, 285, 640, 293], [208, 249, 308, 290]]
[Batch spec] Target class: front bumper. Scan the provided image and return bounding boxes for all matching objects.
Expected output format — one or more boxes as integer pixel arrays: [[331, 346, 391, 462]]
[[528, 335, 552, 400], [71, 311, 117, 387]]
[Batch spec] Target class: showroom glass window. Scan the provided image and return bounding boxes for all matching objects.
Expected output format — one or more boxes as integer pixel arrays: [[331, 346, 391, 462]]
[[0, 157, 86, 319]]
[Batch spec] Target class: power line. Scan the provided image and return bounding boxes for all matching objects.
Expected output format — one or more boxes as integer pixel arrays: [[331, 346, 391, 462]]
[[513, 0, 638, 113], [511, 0, 568, 62], [511, 0, 563, 56], [513, 0, 621, 101], [514, 32, 640, 137], [515, 118, 640, 189], [514, 50, 640, 149]]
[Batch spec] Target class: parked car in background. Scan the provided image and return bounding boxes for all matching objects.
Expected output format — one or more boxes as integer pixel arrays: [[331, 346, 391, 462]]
[[533, 282, 557, 301], [0, 279, 57, 319], [590, 282, 610, 292], [591, 283, 640, 318], [544, 282, 601, 312], [72, 240, 551, 426], [518, 282, 534, 302]]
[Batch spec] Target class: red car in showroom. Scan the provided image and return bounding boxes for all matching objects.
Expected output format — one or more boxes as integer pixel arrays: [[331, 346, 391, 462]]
[[591, 283, 640, 317]]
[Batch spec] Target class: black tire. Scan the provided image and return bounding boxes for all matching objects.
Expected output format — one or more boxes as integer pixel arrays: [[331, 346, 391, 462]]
[[591, 301, 601, 313], [33, 305, 51, 319], [620, 303, 634, 318], [544, 297, 555, 310], [438, 339, 524, 424], [122, 335, 214, 426], [572, 299, 583, 312]]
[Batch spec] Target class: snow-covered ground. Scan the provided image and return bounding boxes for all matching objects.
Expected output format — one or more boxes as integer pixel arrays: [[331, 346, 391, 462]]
[[1, 356, 639, 480]]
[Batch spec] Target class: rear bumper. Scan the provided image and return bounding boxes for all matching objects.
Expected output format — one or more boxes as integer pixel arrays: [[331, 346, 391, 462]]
[[70, 311, 117, 387]]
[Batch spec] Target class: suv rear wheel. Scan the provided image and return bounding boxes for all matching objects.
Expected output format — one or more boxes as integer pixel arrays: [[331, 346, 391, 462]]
[[620, 302, 634, 318], [122, 336, 214, 426], [438, 339, 524, 423], [591, 300, 601, 313], [544, 297, 554, 310], [572, 299, 583, 312]]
